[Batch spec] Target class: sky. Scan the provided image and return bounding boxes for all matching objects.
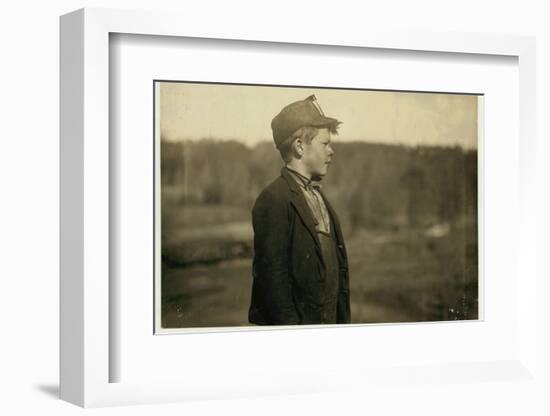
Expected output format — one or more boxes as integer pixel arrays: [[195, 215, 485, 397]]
[[158, 81, 479, 149]]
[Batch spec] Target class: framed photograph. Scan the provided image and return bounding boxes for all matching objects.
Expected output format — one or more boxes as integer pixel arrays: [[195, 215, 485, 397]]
[[60, 8, 537, 408], [154, 81, 481, 333]]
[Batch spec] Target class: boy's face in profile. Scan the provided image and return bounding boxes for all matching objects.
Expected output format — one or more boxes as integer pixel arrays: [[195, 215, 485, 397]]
[[300, 128, 335, 179]]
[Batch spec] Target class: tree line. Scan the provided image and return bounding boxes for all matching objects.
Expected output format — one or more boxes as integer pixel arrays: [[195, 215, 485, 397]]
[[161, 138, 477, 235]]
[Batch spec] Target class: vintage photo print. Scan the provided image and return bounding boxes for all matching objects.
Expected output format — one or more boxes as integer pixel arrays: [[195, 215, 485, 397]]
[[155, 81, 480, 331]]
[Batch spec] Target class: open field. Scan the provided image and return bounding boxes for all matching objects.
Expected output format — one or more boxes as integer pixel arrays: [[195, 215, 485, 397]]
[[161, 222, 478, 328]]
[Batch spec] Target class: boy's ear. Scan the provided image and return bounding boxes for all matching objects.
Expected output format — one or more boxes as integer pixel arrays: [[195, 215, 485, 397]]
[[293, 138, 304, 156]]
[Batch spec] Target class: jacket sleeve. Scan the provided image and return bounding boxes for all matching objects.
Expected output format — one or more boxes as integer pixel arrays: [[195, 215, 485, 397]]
[[252, 190, 300, 324]]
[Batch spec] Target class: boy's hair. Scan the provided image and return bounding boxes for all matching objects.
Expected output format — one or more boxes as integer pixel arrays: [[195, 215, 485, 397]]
[[278, 125, 338, 163]]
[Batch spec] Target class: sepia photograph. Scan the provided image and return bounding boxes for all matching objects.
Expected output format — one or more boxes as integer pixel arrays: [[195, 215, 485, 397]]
[[155, 81, 480, 330]]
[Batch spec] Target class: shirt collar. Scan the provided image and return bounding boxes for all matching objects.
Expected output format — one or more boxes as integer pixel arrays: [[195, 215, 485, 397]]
[[284, 167, 322, 191]]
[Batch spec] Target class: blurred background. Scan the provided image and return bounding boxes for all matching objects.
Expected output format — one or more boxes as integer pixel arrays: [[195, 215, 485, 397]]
[[159, 82, 479, 328]]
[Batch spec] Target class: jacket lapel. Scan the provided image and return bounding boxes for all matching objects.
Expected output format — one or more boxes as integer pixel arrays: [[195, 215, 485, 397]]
[[281, 168, 322, 254]]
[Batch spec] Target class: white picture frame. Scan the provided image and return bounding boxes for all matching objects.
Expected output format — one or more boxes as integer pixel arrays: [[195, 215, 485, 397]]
[[60, 7, 537, 408]]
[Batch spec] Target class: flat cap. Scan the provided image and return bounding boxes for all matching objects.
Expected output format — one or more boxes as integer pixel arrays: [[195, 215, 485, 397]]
[[271, 95, 341, 148]]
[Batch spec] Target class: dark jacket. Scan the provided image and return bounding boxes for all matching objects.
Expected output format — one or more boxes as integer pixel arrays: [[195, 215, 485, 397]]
[[248, 167, 351, 325]]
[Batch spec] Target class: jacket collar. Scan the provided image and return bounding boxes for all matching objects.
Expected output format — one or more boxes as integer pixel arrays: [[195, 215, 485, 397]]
[[281, 166, 345, 251], [281, 167, 302, 194]]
